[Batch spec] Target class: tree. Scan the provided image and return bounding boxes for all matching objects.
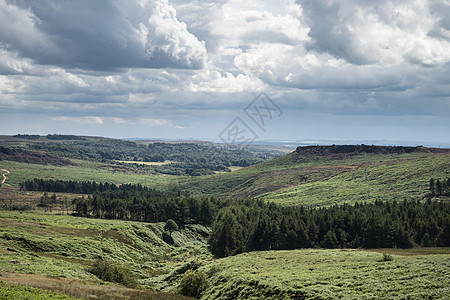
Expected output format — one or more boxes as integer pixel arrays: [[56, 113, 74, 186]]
[[164, 219, 179, 237], [430, 178, 435, 196], [436, 179, 442, 196]]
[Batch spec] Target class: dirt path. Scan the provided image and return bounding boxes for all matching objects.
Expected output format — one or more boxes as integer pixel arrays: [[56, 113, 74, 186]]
[[1, 169, 10, 185]]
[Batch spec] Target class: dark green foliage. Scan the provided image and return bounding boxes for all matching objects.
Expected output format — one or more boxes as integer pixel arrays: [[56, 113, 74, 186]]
[[46, 134, 85, 140], [20, 178, 151, 194], [27, 139, 282, 175], [147, 142, 278, 168], [429, 177, 450, 196], [178, 270, 209, 299], [13, 134, 41, 139], [208, 208, 244, 257], [37, 192, 58, 212], [381, 253, 393, 262], [29, 138, 137, 161], [71, 191, 220, 225], [87, 260, 136, 288], [294, 144, 422, 157], [208, 199, 450, 257], [164, 219, 179, 236]]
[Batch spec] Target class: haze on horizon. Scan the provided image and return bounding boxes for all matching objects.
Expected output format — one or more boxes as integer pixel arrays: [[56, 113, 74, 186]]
[[1, 0, 449, 144]]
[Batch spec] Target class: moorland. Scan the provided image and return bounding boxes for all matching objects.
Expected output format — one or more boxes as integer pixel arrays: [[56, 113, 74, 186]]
[[0, 134, 449, 299]]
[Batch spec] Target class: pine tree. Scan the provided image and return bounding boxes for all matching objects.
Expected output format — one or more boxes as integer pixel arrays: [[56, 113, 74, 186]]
[[430, 178, 435, 196], [436, 179, 442, 196]]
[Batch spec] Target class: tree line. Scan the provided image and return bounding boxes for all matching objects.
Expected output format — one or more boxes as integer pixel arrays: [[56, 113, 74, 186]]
[[21, 178, 450, 257], [429, 178, 450, 197], [20, 178, 152, 194], [20, 178, 218, 225], [208, 199, 450, 257], [71, 192, 217, 225]]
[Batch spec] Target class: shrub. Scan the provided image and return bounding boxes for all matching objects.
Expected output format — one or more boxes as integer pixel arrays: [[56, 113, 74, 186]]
[[87, 260, 136, 288], [178, 269, 209, 299], [381, 253, 393, 262]]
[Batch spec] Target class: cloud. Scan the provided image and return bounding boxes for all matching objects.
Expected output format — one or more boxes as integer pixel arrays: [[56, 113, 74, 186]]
[[0, 0, 206, 71], [298, 0, 450, 66], [52, 116, 104, 124], [0, 0, 449, 142], [140, 118, 172, 126]]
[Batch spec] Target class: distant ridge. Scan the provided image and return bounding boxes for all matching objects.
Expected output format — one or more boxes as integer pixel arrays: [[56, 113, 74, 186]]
[[0, 146, 75, 166], [291, 144, 450, 161], [295, 144, 426, 156]]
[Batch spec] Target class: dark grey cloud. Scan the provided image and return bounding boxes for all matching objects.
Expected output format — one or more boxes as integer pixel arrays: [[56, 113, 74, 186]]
[[299, 0, 372, 65], [1, 0, 206, 71], [0, 0, 449, 143]]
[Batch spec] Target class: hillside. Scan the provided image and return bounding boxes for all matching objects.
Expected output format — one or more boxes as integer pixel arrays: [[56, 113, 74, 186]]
[[1, 211, 449, 299], [168, 145, 450, 206], [0, 146, 75, 166], [0, 135, 284, 176], [1, 139, 450, 299], [0, 211, 205, 299], [197, 248, 450, 299], [1, 142, 449, 207]]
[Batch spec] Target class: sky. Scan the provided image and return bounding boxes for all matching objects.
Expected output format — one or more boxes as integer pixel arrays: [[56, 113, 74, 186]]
[[1, 0, 449, 145]]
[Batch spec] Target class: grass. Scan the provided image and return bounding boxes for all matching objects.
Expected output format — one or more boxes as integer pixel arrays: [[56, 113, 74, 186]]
[[0, 211, 209, 298], [257, 153, 450, 206], [169, 151, 450, 206], [0, 273, 194, 300], [0, 159, 178, 188], [3, 149, 449, 208], [199, 249, 450, 299], [3, 141, 450, 299], [0, 280, 79, 300], [1, 211, 449, 299]]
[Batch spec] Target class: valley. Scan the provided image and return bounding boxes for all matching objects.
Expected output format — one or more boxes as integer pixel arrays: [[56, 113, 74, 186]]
[[1, 135, 449, 299]]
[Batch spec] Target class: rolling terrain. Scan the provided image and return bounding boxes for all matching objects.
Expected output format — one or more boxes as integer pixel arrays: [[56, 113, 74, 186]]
[[171, 145, 450, 206], [1, 135, 450, 299]]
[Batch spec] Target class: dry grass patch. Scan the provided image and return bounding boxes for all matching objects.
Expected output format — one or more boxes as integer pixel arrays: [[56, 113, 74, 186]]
[[0, 272, 194, 300]]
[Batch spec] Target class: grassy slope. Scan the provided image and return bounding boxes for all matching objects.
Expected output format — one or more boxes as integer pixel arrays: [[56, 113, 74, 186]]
[[2, 211, 449, 300], [171, 151, 450, 206], [2, 150, 450, 207], [0, 211, 206, 299], [258, 153, 450, 206], [200, 249, 450, 299], [0, 159, 175, 187]]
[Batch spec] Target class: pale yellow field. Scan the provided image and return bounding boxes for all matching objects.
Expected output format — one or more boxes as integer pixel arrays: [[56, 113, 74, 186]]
[[116, 160, 180, 166]]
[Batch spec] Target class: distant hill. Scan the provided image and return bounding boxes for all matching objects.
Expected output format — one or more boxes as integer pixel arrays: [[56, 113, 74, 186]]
[[0, 146, 75, 166], [0, 135, 284, 176], [171, 144, 450, 205], [295, 144, 424, 156]]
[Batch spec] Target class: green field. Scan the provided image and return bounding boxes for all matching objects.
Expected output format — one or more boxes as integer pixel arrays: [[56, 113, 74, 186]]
[[199, 249, 450, 299], [0, 159, 177, 188]]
